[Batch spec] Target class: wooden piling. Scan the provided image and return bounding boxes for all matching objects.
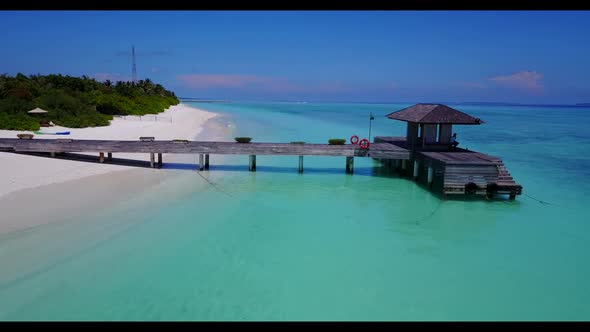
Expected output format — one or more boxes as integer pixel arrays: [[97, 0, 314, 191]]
[[199, 154, 204, 171], [298, 155, 303, 173], [157, 153, 162, 168], [50, 152, 55, 158], [150, 152, 155, 168], [205, 154, 209, 170], [99, 152, 105, 163], [249, 155, 256, 172], [346, 156, 354, 174], [509, 193, 516, 200], [107, 152, 112, 161], [428, 166, 433, 186]]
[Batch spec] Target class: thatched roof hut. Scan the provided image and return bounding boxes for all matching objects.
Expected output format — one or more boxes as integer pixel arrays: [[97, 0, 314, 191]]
[[385, 104, 483, 150], [385, 104, 483, 125], [27, 107, 49, 114]]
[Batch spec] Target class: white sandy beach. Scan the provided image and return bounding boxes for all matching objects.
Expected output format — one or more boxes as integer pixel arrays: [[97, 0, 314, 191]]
[[0, 103, 218, 199]]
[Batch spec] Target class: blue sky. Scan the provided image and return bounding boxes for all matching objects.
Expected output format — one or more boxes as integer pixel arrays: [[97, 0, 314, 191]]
[[1, 11, 589, 104]]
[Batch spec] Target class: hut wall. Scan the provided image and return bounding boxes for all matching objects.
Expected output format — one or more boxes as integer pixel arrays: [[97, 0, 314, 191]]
[[439, 124, 452, 144], [423, 124, 437, 144], [406, 123, 419, 150]]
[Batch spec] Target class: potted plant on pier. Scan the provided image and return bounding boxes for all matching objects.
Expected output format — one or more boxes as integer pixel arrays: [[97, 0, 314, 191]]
[[235, 137, 252, 143], [328, 138, 346, 145]]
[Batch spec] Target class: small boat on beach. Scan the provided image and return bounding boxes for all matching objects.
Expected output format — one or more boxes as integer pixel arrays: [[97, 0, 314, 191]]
[[34, 131, 71, 135]]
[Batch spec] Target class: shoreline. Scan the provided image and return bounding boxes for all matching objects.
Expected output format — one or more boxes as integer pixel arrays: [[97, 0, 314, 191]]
[[0, 103, 218, 199], [0, 103, 232, 235]]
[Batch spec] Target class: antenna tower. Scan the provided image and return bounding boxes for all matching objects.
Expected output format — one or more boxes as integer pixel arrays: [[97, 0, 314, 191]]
[[132, 45, 137, 83]]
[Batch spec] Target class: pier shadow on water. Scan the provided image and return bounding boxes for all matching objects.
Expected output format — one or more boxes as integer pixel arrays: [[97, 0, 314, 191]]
[[10, 151, 402, 179], [8, 151, 517, 202]]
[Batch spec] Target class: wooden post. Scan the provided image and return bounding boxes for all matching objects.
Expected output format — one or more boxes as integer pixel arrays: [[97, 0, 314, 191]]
[[107, 152, 112, 161], [428, 166, 434, 188], [249, 155, 256, 172], [346, 156, 354, 174], [150, 152, 155, 168], [205, 154, 210, 170], [99, 152, 105, 163], [199, 154, 204, 171], [402, 159, 407, 170], [413, 160, 419, 179], [509, 193, 516, 200], [157, 153, 162, 168], [50, 152, 55, 158], [421, 124, 426, 149], [298, 155, 303, 173]]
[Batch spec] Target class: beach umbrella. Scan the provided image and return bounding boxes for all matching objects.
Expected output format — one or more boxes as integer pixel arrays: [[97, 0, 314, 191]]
[[27, 107, 49, 114]]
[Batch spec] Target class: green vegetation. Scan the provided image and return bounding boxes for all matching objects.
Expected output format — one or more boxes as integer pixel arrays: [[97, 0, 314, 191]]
[[328, 138, 346, 145], [235, 137, 252, 143], [0, 73, 179, 130], [290, 141, 305, 144]]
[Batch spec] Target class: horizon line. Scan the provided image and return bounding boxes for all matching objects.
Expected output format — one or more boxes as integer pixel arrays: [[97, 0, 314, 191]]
[[177, 97, 590, 107]]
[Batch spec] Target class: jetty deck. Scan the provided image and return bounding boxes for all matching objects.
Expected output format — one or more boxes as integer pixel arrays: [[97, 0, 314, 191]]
[[375, 136, 522, 198], [0, 138, 409, 158]]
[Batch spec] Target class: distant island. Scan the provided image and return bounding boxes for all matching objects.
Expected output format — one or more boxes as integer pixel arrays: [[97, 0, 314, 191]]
[[455, 101, 590, 108], [178, 98, 231, 103], [0, 74, 179, 131], [456, 102, 522, 106]]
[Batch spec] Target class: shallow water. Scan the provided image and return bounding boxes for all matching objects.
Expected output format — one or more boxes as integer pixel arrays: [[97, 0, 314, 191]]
[[0, 102, 588, 320]]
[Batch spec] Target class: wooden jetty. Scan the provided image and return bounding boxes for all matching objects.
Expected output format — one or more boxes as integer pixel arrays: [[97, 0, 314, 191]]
[[0, 138, 409, 173], [0, 103, 522, 200]]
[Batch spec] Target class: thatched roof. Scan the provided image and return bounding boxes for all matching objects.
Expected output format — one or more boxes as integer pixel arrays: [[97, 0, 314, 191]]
[[27, 107, 48, 114], [385, 104, 483, 125]]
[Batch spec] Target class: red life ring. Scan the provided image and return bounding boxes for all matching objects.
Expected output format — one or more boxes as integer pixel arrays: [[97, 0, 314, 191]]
[[359, 138, 370, 149], [350, 135, 359, 145]]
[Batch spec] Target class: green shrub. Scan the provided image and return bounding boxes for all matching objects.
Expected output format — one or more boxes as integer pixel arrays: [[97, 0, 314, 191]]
[[0, 112, 40, 131], [328, 138, 346, 145], [235, 137, 252, 143]]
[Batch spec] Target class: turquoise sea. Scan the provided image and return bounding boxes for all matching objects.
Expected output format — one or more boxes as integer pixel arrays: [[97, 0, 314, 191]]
[[0, 101, 589, 320]]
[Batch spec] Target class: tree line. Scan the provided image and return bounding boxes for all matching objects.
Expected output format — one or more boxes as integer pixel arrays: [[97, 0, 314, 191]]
[[0, 73, 179, 130]]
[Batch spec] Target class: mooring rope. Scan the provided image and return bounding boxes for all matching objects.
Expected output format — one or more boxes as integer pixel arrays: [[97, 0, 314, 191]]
[[196, 170, 235, 198], [412, 200, 444, 225], [523, 193, 552, 205]]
